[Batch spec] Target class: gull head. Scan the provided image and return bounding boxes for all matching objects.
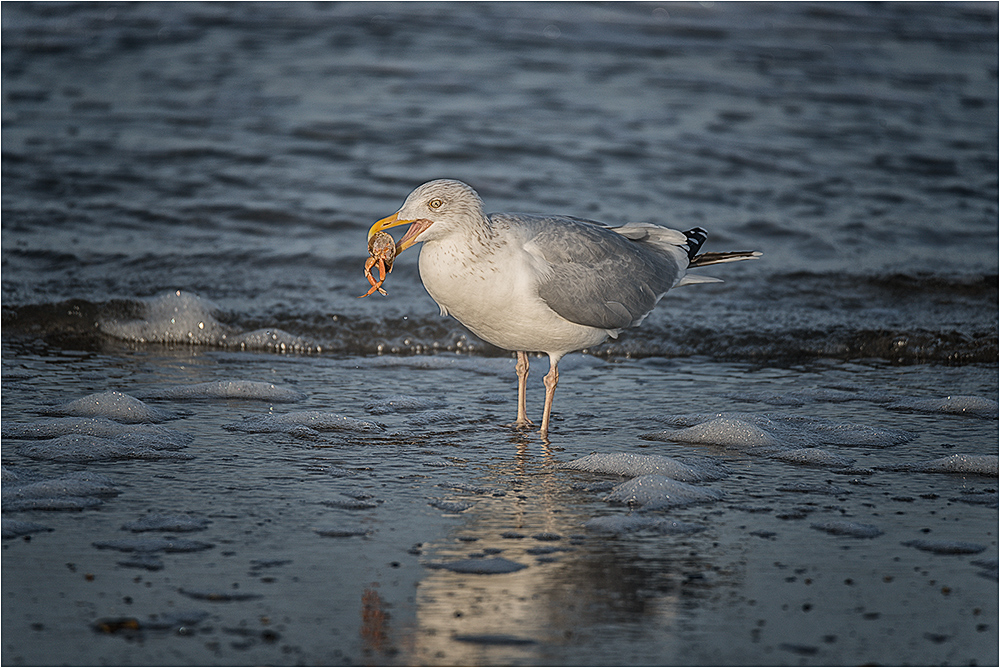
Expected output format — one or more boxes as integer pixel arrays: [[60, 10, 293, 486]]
[[367, 179, 486, 253]]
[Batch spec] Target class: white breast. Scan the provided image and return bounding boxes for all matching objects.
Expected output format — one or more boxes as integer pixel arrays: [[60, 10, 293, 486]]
[[417, 236, 612, 356]]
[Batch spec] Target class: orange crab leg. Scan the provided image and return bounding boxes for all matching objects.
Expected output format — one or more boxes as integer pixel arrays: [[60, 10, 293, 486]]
[[359, 257, 390, 298]]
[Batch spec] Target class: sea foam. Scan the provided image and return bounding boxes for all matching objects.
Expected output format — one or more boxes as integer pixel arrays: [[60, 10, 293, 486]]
[[882, 454, 998, 477], [889, 395, 998, 418], [16, 434, 193, 462], [135, 380, 306, 402], [564, 453, 728, 482], [1, 418, 192, 444], [222, 411, 383, 436], [605, 475, 724, 510], [645, 412, 913, 450], [47, 391, 176, 424]]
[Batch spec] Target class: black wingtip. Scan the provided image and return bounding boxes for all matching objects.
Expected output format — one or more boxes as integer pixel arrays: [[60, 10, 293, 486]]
[[683, 227, 709, 261]]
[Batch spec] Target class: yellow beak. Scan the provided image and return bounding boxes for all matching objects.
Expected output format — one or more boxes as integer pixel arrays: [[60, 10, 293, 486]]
[[367, 213, 433, 253]]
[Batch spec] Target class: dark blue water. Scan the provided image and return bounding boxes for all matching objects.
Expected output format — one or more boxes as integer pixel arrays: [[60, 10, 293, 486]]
[[2, 1, 997, 362], [2, 3, 997, 666]]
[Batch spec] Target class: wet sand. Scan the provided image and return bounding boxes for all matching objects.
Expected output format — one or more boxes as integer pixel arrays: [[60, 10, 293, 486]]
[[3, 346, 996, 666]]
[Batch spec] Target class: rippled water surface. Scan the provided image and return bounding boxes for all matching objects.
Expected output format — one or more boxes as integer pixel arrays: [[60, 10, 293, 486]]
[[2, 2, 997, 666]]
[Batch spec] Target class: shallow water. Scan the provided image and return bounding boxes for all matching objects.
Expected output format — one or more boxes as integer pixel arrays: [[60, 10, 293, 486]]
[[2, 2, 998, 666]]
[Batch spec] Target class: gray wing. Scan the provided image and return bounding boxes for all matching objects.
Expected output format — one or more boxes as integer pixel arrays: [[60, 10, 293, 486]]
[[495, 214, 687, 330]]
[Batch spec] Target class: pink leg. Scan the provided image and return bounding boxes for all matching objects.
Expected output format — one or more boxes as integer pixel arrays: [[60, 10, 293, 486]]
[[540, 356, 559, 439], [514, 351, 533, 429]]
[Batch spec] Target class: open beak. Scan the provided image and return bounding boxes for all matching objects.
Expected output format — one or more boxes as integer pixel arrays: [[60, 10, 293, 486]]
[[367, 213, 433, 253]]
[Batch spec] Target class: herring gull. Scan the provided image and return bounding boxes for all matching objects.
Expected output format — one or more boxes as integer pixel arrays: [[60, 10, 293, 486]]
[[368, 179, 760, 438]]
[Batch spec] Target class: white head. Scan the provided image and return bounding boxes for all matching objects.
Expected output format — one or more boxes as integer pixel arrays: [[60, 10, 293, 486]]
[[367, 179, 486, 252]]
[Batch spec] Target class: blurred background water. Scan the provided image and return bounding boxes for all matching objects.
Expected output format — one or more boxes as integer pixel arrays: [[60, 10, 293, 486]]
[[2, 0, 996, 361], [2, 2, 997, 666]]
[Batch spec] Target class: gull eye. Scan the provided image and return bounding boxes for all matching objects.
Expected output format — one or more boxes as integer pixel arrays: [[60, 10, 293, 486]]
[[428, 198, 443, 210]]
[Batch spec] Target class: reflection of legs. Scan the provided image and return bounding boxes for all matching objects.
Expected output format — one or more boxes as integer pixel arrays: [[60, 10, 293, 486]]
[[515, 351, 532, 428], [540, 356, 559, 439]]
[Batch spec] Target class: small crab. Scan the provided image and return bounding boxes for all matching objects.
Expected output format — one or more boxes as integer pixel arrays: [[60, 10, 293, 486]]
[[359, 230, 397, 298]]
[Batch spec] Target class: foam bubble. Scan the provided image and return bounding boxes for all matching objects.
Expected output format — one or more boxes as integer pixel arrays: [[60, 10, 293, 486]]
[[4, 497, 105, 511], [321, 497, 380, 510], [98, 290, 231, 344], [408, 410, 464, 426], [98, 291, 320, 351], [665, 417, 780, 447], [811, 520, 883, 538], [2, 519, 53, 538], [605, 475, 724, 510], [99, 290, 230, 344], [426, 557, 527, 574], [2, 418, 192, 444], [47, 391, 176, 424], [889, 395, 998, 418], [16, 434, 193, 462], [902, 539, 987, 555], [564, 453, 728, 482], [222, 411, 383, 435], [646, 412, 913, 450], [3, 471, 119, 501], [227, 328, 319, 353], [882, 454, 998, 477], [771, 448, 856, 468], [135, 380, 306, 402], [429, 499, 474, 513], [364, 395, 446, 414]]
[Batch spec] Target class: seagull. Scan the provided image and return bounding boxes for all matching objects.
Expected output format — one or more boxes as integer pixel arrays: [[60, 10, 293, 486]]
[[367, 179, 760, 439]]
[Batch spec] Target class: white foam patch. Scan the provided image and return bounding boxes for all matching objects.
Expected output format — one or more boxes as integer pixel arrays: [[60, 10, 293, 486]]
[[901, 539, 987, 555], [364, 395, 446, 414], [222, 411, 383, 436], [99, 290, 231, 345], [226, 328, 319, 353], [583, 515, 706, 535], [409, 410, 464, 426], [3, 471, 119, 501], [135, 380, 306, 402], [429, 499, 475, 513], [426, 557, 527, 574], [321, 497, 380, 510], [4, 496, 105, 511], [563, 453, 728, 482], [666, 417, 781, 448], [47, 392, 176, 424], [121, 515, 210, 533], [883, 454, 998, 477], [771, 448, 856, 468], [2, 418, 192, 444], [16, 434, 193, 463], [646, 412, 913, 450], [605, 475, 724, 510], [99, 291, 320, 352], [2, 519, 53, 539], [811, 520, 883, 538], [889, 395, 998, 418]]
